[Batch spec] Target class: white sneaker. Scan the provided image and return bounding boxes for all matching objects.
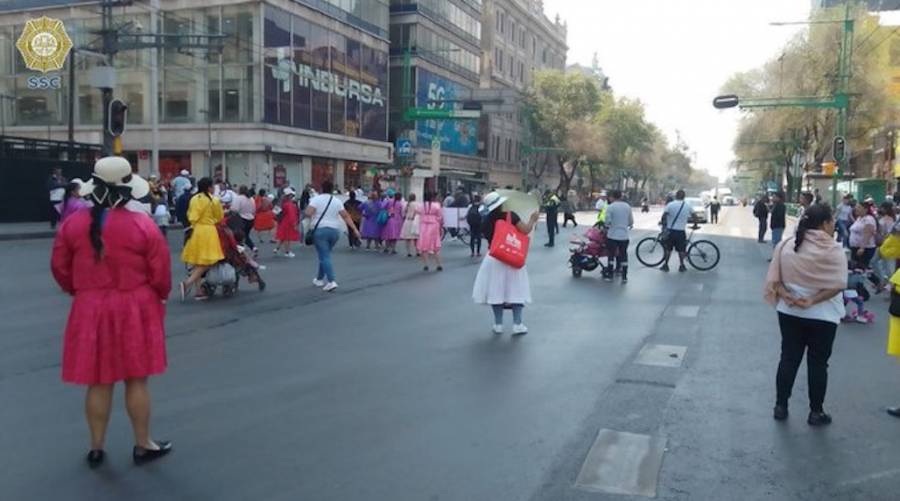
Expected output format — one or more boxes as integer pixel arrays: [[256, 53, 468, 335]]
[[285, 252, 296, 258], [512, 324, 528, 335], [273, 248, 280, 256], [312, 278, 326, 287], [257, 265, 267, 271], [323, 281, 338, 292], [492, 324, 503, 334]]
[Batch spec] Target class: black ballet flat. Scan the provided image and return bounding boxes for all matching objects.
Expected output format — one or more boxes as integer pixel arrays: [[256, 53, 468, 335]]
[[86, 449, 105, 469], [133, 441, 173, 465]]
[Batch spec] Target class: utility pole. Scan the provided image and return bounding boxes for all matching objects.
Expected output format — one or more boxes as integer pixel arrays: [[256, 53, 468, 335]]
[[714, 4, 854, 207], [0, 93, 14, 138], [199, 108, 213, 176], [86, 0, 224, 157]]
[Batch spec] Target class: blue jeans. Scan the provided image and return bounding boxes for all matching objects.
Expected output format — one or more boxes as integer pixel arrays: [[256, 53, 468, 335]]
[[836, 220, 850, 248], [771, 227, 784, 247], [313, 227, 340, 282]]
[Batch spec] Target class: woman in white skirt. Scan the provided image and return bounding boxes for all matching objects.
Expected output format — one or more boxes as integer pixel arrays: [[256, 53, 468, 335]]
[[472, 192, 540, 335], [400, 193, 420, 257]]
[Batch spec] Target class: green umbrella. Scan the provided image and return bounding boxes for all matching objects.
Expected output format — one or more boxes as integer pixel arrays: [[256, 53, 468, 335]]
[[496, 189, 540, 221]]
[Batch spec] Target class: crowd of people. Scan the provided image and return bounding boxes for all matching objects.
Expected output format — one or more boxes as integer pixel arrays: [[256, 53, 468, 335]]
[[49, 157, 554, 466], [763, 191, 900, 428]]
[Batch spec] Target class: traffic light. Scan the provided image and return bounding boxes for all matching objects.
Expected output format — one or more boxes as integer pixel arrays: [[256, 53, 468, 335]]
[[108, 99, 128, 137], [833, 136, 846, 162]]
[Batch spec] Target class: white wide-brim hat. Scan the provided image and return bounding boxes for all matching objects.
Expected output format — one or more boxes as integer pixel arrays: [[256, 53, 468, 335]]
[[180, 169, 190, 176], [80, 156, 150, 200], [480, 191, 508, 214], [283, 187, 296, 196]]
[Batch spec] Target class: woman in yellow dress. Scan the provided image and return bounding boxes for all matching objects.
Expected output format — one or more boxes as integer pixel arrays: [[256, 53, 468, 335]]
[[180, 177, 224, 300], [877, 232, 900, 417]]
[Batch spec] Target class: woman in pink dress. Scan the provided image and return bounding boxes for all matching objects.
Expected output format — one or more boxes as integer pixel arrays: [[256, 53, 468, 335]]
[[50, 156, 173, 468], [416, 191, 444, 271], [381, 192, 405, 254]]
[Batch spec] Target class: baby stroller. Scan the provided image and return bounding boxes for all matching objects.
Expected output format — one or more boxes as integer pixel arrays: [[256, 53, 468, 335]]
[[568, 223, 612, 278], [198, 222, 266, 298]]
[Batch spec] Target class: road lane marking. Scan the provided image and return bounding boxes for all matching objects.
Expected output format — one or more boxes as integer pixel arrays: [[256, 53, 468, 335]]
[[634, 344, 687, 368], [575, 429, 667, 497], [671, 305, 700, 318]]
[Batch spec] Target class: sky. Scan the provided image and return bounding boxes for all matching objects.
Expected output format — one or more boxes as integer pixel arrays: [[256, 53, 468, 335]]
[[542, 0, 813, 183]]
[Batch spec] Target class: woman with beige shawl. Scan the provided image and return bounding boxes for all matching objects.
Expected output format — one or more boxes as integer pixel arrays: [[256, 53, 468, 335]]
[[764, 204, 847, 426]]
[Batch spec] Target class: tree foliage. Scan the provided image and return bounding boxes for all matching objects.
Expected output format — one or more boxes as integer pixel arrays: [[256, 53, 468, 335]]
[[521, 69, 713, 198], [723, 5, 897, 198]]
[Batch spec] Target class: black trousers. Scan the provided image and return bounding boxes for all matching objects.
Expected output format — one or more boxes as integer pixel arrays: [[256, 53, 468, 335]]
[[469, 226, 482, 255], [563, 213, 577, 227], [546, 211, 559, 245], [710, 210, 719, 224], [775, 312, 837, 412], [49, 201, 60, 229], [757, 217, 767, 242], [241, 218, 256, 250]]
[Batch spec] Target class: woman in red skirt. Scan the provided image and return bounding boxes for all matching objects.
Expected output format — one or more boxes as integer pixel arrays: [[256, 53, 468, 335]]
[[51, 156, 174, 468]]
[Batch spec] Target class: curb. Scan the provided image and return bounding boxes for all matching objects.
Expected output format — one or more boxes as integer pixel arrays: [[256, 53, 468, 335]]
[[0, 231, 56, 241]]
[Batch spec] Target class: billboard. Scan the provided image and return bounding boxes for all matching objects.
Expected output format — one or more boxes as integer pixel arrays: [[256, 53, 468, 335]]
[[415, 69, 478, 156]]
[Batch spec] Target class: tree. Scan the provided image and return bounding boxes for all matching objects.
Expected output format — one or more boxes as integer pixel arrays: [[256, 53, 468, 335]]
[[723, 5, 897, 200], [521, 70, 603, 193]]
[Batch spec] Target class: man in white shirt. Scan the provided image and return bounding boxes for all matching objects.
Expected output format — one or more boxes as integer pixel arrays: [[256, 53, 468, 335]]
[[835, 195, 853, 248], [232, 186, 257, 252], [660, 189, 691, 272], [604, 189, 634, 283]]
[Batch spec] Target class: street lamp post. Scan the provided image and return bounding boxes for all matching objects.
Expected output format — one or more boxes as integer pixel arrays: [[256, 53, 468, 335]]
[[199, 108, 213, 177]]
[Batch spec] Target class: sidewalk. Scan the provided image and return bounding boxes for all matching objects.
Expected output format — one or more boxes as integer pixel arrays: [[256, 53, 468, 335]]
[[0, 222, 56, 241]]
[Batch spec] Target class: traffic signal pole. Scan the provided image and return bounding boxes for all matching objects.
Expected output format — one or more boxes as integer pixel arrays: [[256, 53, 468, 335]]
[[714, 3, 853, 207]]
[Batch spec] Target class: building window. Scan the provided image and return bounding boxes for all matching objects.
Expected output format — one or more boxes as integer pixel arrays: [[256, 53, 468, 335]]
[[497, 11, 504, 33], [496, 48, 503, 72]]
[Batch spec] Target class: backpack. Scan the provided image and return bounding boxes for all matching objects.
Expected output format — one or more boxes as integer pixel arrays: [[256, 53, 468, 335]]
[[377, 208, 389, 225], [466, 205, 481, 228]]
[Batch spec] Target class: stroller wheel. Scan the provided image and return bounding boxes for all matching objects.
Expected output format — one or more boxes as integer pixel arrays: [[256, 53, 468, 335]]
[[222, 285, 235, 297], [572, 267, 583, 278]]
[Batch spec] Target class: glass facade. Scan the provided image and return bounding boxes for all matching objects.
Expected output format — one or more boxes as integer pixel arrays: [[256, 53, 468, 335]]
[[0, 5, 258, 127], [389, 24, 480, 79], [389, 0, 480, 42], [292, 0, 389, 37], [0, 2, 389, 146], [263, 5, 388, 141]]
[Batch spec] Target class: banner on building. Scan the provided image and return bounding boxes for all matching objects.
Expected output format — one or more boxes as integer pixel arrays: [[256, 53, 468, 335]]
[[415, 69, 478, 156]]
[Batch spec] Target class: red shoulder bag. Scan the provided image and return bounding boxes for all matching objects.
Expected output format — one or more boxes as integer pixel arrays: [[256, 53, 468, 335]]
[[489, 213, 529, 269]]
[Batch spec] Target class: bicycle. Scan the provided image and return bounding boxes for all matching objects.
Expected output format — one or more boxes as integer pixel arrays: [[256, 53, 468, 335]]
[[635, 222, 720, 271], [441, 226, 471, 245]]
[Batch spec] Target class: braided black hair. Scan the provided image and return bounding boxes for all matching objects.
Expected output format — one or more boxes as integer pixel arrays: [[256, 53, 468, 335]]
[[195, 177, 213, 199], [794, 203, 833, 252]]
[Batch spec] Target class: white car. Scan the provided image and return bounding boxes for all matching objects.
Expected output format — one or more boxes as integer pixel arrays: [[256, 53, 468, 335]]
[[685, 197, 708, 224]]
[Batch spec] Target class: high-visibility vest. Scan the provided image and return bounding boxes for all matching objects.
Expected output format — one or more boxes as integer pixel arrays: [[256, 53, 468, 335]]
[[596, 206, 607, 223]]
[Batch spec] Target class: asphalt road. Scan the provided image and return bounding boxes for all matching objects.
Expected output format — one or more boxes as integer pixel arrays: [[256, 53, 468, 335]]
[[2, 207, 899, 500]]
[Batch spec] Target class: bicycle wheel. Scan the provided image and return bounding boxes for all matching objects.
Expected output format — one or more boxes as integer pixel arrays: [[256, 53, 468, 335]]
[[458, 228, 470, 245], [687, 239, 720, 271], [636, 236, 666, 268]]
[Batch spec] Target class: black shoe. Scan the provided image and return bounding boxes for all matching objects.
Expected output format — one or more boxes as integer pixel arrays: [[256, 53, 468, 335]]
[[544, 243, 554, 247], [807, 411, 832, 426], [887, 406, 900, 418], [133, 441, 173, 465], [423, 266, 429, 272], [660, 264, 670, 272], [86, 449, 105, 469], [678, 264, 687, 273], [773, 405, 788, 421], [436, 266, 443, 272]]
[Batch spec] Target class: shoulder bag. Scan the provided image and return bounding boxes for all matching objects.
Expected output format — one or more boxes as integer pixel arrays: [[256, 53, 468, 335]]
[[660, 201, 685, 242], [489, 213, 529, 269], [305, 196, 333, 246]]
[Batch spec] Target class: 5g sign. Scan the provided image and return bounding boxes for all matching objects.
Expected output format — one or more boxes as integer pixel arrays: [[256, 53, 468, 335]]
[[26, 74, 62, 90]]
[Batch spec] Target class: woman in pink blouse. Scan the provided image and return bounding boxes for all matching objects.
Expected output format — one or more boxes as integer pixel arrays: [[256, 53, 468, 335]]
[[416, 191, 444, 271]]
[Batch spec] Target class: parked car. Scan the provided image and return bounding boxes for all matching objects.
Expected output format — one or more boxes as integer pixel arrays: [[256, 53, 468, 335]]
[[685, 197, 708, 223]]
